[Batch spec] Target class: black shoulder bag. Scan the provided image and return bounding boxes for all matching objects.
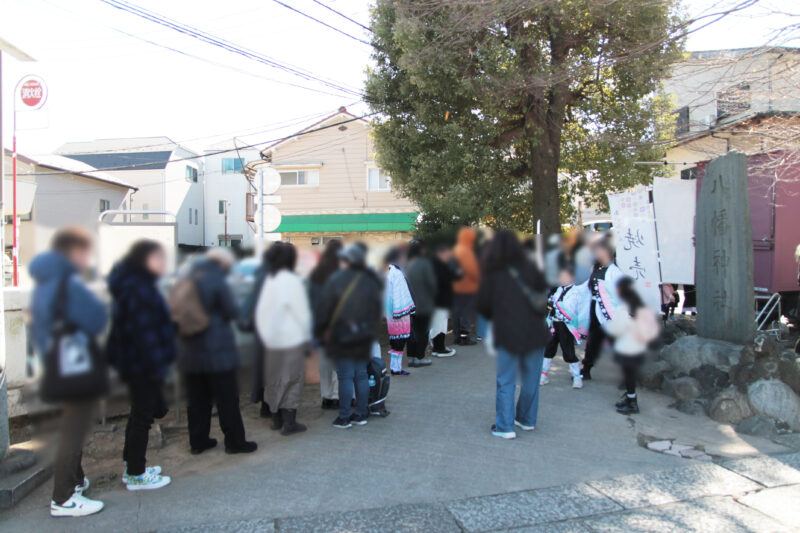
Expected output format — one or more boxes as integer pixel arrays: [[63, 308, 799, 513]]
[[508, 266, 549, 315], [40, 275, 110, 403]]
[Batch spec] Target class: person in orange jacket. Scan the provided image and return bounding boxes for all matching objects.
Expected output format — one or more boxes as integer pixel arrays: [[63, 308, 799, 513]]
[[452, 227, 481, 344]]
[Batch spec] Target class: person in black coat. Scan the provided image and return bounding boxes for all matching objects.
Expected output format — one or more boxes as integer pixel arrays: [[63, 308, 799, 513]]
[[177, 248, 257, 455], [477, 230, 549, 440], [430, 243, 462, 357], [314, 243, 382, 428], [237, 251, 270, 417], [107, 240, 174, 490]]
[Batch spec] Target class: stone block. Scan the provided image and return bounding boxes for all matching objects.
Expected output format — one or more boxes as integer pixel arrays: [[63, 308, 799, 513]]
[[738, 485, 800, 529], [708, 386, 753, 425], [278, 503, 461, 533], [689, 364, 730, 397], [662, 376, 701, 400], [445, 483, 620, 532], [660, 336, 742, 375], [736, 416, 778, 438], [646, 440, 673, 452], [674, 398, 710, 416], [638, 360, 671, 390], [747, 380, 800, 430], [696, 151, 754, 344], [586, 463, 760, 509], [720, 452, 800, 488], [584, 496, 792, 533]]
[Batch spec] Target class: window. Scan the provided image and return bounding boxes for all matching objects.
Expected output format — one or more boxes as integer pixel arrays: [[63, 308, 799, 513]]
[[99, 199, 110, 212], [142, 203, 149, 220], [222, 158, 244, 174], [185, 165, 198, 182], [219, 200, 225, 214], [189, 210, 192, 224], [194, 208, 199, 225], [717, 82, 750, 119], [367, 168, 390, 191], [675, 106, 690, 135], [680, 167, 697, 181], [279, 169, 319, 186]]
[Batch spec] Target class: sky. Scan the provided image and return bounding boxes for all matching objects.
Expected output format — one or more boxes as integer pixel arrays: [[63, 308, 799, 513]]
[[1, 0, 798, 157]]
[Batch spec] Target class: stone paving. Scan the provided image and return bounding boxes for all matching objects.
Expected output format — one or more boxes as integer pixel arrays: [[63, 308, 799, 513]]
[[157, 452, 800, 532], [2, 342, 798, 532]]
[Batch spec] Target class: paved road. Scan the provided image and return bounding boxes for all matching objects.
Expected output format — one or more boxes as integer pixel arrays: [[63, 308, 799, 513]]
[[1, 342, 795, 532]]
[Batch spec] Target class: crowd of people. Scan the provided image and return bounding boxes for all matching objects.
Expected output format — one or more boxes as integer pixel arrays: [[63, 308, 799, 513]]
[[30, 224, 660, 518]]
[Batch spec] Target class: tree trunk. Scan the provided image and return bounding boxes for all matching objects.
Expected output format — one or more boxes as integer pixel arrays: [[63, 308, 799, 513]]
[[530, 141, 562, 236]]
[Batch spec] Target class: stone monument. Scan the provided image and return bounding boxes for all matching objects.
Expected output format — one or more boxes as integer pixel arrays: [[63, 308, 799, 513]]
[[696, 151, 754, 344]]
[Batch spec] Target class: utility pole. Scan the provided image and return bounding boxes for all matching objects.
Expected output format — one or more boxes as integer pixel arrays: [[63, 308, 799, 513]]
[[0, 37, 36, 461]]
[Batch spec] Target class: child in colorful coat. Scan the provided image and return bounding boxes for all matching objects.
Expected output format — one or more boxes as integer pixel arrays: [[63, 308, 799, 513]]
[[384, 249, 415, 375], [541, 266, 585, 389]]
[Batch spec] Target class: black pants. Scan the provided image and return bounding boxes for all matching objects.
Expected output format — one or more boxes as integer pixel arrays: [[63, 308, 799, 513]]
[[544, 322, 578, 363], [122, 375, 167, 477], [432, 333, 447, 352], [582, 305, 607, 369], [185, 370, 247, 450], [452, 293, 476, 337], [615, 353, 645, 396], [53, 400, 92, 504], [409, 313, 431, 359]]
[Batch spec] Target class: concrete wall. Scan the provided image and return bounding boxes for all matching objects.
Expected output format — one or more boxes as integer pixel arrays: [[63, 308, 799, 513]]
[[203, 149, 260, 249]]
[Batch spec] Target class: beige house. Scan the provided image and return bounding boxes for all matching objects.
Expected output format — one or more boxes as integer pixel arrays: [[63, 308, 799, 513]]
[[663, 47, 800, 176], [3, 150, 136, 286], [263, 107, 418, 248]]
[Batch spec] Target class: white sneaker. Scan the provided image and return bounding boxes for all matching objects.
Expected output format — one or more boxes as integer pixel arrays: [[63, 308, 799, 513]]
[[432, 348, 456, 358], [74, 476, 89, 494], [540, 373, 550, 386], [514, 420, 535, 431], [51, 493, 104, 517], [490, 425, 517, 439], [572, 375, 584, 389], [122, 465, 162, 484], [125, 471, 171, 491]]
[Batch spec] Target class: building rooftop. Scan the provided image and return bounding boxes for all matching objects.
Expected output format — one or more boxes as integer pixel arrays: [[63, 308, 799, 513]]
[[3, 149, 138, 190]]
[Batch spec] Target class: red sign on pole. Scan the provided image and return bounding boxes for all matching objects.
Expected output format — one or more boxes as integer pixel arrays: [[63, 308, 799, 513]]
[[18, 76, 47, 109]]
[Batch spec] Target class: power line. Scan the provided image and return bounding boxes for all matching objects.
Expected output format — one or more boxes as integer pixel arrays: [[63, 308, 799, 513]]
[[308, 0, 372, 33], [270, 0, 370, 45], [97, 0, 362, 97], [10, 113, 377, 177]]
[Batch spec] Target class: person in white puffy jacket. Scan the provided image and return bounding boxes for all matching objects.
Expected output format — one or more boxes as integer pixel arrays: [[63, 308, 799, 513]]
[[604, 277, 660, 415], [255, 242, 312, 436]]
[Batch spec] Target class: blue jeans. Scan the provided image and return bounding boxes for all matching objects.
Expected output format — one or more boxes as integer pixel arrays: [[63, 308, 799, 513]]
[[477, 315, 489, 339], [335, 359, 369, 420], [495, 347, 545, 432]]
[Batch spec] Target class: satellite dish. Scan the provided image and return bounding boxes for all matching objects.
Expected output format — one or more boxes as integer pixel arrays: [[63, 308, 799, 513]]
[[259, 167, 281, 195], [262, 204, 282, 232]]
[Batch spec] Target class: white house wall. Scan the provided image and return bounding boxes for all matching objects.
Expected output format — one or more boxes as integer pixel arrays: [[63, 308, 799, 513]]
[[165, 147, 204, 247], [203, 149, 259, 249]]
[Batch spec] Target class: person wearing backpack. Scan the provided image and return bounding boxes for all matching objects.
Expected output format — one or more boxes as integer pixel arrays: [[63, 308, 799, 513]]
[[255, 242, 312, 435], [107, 240, 174, 491], [176, 248, 257, 455], [605, 277, 660, 415], [477, 230, 549, 440], [30, 228, 108, 517], [315, 243, 383, 428]]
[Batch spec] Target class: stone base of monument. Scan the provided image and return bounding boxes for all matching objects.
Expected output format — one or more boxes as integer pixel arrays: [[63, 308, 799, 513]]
[[642, 324, 800, 442], [0, 444, 52, 510]]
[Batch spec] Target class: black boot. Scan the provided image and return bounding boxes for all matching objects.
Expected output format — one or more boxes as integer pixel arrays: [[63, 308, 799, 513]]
[[615, 393, 629, 408], [581, 366, 592, 380], [225, 440, 258, 454], [270, 409, 283, 431], [260, 402, 272, 418], [616, 396, 639, 415], [190, 438, 217, 455], [280, 409, 307, 436]]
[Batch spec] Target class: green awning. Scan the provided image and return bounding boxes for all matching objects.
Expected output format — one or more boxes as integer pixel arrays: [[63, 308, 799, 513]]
[[276, 212, 418, 233]]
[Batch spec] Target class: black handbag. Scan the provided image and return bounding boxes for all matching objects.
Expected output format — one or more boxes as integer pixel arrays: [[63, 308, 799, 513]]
[[40, 275, 110, 403], [508, 266, 549, 315]]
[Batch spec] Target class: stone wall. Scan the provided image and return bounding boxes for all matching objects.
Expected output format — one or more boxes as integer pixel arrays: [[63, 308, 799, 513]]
[[644, 320, 800, 438]]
